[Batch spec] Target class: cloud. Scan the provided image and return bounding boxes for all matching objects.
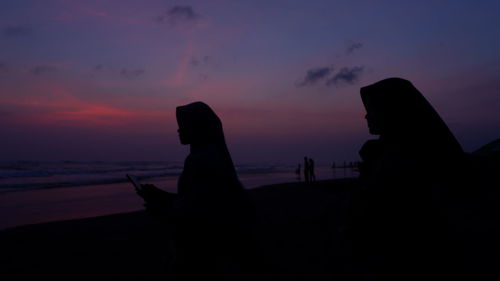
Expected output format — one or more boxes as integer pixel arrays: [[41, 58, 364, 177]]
[[297, 67, 333, 87], [93, 64, 103, 71], [155, 5, 201, 25], [326, 66, 364, 85], [346, 42, 363, 54], [2, 25, 33, 38], [31, 65, 57, 75], [120, 68, 145, 79], [190, 59, 200, 67], [190, 55, 210, 67]]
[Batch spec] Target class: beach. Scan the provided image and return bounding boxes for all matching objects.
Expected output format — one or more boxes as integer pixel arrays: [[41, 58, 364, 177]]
[[2, 177, 500, 280], [0, 165, 352, 230], [0, 179, 356, 281]]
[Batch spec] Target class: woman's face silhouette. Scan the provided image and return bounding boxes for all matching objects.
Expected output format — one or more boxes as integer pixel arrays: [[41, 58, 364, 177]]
[[365, 113, 381, 135], [177, 127, 190, 145], [176, 102, 225, 146], [364, 95, 384, 135], [176, 110, 192, 145]]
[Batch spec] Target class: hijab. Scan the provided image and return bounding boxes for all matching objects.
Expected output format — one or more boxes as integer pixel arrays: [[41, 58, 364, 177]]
[[360, 78, 464, 184], [175, 102, 243, 214]]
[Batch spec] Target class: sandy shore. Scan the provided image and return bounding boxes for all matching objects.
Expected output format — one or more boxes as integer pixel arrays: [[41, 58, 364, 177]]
[[0, 168, 351, 230], [1, 178, 499, 280], [0, 179, 356, 281]]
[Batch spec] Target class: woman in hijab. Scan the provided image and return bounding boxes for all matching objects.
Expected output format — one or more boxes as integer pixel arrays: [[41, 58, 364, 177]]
[[359, 77, 464, 185], [138, 102, 254, 281], [355, 78, 466, 280]]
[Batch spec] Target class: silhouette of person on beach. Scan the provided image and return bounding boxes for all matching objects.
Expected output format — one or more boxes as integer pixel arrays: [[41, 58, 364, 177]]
[[137, 101, 254, 281], [308, 158, 316, 182], [354, 78, 465, 280], [303, 157, 310, 182]]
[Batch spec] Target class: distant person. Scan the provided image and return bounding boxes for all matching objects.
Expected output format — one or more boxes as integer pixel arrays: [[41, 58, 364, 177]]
[[309, 158, 316, 182], [303, 156, 310, 182], [137, 101, 255, 281], [354, 78, 465, 280]]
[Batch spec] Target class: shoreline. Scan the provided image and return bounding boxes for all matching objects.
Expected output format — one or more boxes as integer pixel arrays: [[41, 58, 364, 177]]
[[0, 169, 355, 230], [0, 178, 358, 281], [0, 178, 353, 232], [0, 178, 344, 233], [2, 178, 499, 280], [0, 174, 178, 194], [0, 171, 285, 194], [0, 166, 352, 194]]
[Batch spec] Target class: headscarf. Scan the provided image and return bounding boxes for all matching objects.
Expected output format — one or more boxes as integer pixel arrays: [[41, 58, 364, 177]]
[[173, 101, 253, 280], [176, 101, 239, 185], [175, 102, 244, 218], [360, 78, 464, 182]]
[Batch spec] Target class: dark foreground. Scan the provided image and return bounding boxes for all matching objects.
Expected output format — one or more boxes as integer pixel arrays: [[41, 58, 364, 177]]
[[1, 178, 499, 280]]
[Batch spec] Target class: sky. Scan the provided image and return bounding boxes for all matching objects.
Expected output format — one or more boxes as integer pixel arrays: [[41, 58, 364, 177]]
[[1, 0, 499, 164]]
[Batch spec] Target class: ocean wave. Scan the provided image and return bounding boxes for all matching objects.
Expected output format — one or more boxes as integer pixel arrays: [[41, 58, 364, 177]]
[[0, 162, 183, 179], [0, 161, 298, 193], [0, 171, 181, 192]]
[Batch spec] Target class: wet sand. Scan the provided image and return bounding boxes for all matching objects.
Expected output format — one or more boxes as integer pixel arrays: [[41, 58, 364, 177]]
[[0, 167, 351, 230]]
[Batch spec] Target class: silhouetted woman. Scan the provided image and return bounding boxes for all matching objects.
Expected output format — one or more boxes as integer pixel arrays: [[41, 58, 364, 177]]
[[139, 102, 254, 281], [359, 77, 464, 185], [355, 78, 465, 280]]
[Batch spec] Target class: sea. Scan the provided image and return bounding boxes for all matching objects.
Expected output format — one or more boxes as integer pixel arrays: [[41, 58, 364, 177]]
[[0, 161, 185, 192], [0, 161, 358, 230]]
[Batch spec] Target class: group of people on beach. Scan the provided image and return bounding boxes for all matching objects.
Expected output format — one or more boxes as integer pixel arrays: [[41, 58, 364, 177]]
[[295, 156, 316, 182], [136, 77, 483, 280]]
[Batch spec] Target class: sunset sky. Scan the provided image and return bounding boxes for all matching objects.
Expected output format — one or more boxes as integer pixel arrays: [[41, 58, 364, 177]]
[[1, 0, 499, 164]]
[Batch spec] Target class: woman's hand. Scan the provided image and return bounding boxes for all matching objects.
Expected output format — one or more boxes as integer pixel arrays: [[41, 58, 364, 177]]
[[136, 184, 163, 202], [136, 184, 177, 220]]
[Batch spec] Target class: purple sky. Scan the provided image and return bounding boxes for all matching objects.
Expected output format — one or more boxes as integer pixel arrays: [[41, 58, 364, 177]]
[[1, 0, 499, 164]]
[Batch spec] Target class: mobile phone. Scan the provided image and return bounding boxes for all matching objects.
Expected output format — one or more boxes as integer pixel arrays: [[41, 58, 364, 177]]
[[126, 174, 142, 191]]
